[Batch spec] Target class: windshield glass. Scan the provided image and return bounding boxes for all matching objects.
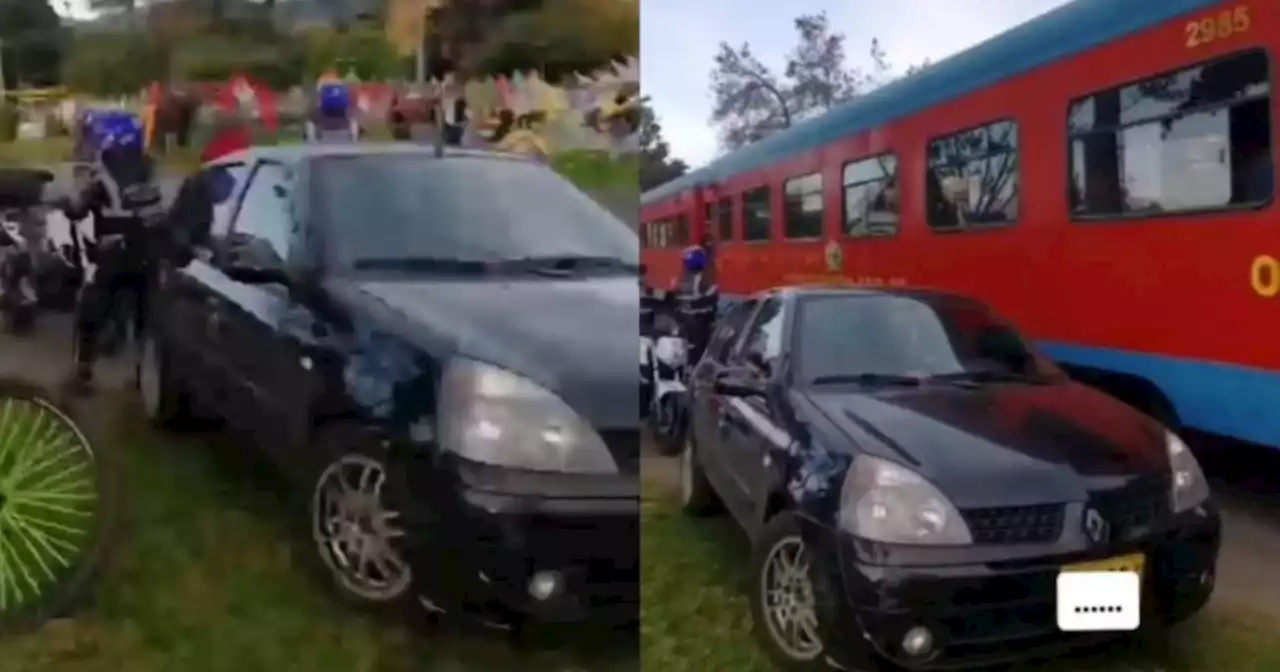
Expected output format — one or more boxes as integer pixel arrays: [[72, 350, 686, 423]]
[[796, 295, 1059, 384], [312, 155, 638, 270]]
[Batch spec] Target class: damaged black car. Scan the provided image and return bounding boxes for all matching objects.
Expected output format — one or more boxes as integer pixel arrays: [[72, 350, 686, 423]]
[[679, 286, 1219, 670], [146, 144, 640, 629]]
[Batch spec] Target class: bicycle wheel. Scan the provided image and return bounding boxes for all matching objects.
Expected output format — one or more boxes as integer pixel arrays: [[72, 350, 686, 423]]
[[0, 378, 114, 633]]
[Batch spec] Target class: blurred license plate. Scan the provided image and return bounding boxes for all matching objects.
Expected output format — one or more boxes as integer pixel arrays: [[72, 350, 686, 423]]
[[1061, 552, 1145, 578]]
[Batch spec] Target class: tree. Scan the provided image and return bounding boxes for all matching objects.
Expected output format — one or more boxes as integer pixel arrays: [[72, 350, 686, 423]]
[[638, 96, 687, 191], [0, 0, 65, 88], [62, 32, 165, 96], [709, 11, 924, 150]]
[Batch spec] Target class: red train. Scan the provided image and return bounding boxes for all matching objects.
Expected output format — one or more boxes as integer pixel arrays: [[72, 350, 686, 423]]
[[640, 0, 1280, 449]]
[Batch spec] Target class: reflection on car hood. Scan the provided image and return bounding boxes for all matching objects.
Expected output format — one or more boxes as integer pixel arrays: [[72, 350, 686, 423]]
[[347, 276, 639, 429], [803, 381, 1169, 507]]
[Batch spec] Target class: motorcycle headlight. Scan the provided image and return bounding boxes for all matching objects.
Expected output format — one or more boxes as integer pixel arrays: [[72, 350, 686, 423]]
[[437, 358, 618, 474], [1167, 431, 1210, 513], [837, 455, 972, 545], [654, 337, 686, 366]]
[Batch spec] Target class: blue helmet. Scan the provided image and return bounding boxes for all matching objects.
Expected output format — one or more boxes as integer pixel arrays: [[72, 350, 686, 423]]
[[318, 83, 351, 118], [683, 246, 707, 273], [90, 111, 143, 155]]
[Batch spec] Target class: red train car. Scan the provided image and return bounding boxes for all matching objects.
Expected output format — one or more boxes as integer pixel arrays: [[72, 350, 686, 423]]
[[640, 0, 1280, 449]]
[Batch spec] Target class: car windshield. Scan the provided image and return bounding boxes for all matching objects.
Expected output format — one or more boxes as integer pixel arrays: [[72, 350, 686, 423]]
[[796, 295, 1059, 385], [312, 154, 638, 272]]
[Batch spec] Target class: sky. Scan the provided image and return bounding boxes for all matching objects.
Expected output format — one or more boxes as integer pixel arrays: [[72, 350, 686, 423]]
[[640, 0, 1074, 168]]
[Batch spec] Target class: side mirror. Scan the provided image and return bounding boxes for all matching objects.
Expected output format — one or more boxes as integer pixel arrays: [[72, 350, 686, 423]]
[[224, 264, 291, 286], [745, 351, 770, 374], [714, 371, 764, 397]]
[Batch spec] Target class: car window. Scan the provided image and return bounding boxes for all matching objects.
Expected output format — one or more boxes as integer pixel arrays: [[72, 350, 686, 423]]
[[705, 299, 757, 363], [209, 163, 249, 239], [229, 162, 294, 267], [735, 298, 784, 372], [794, 294, 1058, 382], [311, 155, 637, 270]]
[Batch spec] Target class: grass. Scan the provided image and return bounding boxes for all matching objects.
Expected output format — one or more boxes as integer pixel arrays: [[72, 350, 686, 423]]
[[639, 470, 1280, 672], [0, 397, 635, 672]]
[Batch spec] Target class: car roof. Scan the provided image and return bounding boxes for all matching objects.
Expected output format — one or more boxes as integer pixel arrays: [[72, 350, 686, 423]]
[[640, 0, 1219, 205], [208, 143, 539, 167], [750, 285, 970, 304]]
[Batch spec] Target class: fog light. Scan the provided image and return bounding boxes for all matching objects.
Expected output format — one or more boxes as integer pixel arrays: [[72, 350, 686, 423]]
[[901, 626, 934, 657], [528, 570, 563, 601]]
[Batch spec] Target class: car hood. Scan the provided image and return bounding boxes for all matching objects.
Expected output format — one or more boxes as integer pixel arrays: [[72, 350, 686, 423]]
[[803, 381, 1169, 508], [343, 275, 639, 429]]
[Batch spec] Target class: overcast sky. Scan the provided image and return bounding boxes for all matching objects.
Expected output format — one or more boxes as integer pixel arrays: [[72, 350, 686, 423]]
[[640, 0, 1073, 168]]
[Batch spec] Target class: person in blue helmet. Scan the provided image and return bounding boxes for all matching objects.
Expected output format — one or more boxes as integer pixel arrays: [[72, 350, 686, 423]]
[[305, 82, 360, 142], [675, 244, 719, 364], [61, 115, 164, 394]]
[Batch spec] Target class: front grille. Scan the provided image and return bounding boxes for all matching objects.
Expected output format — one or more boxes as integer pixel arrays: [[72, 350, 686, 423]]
[[961, 503, 1065, 545], [1090, 474, 1167, 536]]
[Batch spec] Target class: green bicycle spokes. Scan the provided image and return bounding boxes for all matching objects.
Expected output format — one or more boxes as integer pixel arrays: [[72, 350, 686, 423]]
[[0, 398, 98, 613]]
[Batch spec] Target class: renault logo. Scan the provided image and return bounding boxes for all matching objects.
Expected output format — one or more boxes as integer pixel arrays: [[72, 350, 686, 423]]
[[1083, 507, 1111, 544]]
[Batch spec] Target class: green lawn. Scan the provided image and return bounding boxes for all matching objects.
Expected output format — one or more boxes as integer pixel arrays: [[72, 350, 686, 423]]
[[640, 474, 1280, 672], [0, 396, 635, 672]]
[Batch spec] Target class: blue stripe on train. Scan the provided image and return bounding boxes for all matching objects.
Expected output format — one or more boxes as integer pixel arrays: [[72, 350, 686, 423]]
[[1039, 341, 1280, 448]]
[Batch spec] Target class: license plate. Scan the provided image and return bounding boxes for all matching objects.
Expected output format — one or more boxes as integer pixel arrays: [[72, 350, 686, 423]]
[[1061, 552, 1145, 578]]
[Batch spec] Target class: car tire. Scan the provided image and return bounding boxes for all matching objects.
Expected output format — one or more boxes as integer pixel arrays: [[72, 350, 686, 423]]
[[137, 332, 195, 430], [304, 422, 417, 610], [679, 436, 721, 517], [749, 513, 843, 671]]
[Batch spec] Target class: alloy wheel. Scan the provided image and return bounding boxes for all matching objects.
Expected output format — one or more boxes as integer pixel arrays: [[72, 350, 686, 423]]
[[311, 454, 412, 602], [760, 536, 823, 661], [0, 396, 100, 615]]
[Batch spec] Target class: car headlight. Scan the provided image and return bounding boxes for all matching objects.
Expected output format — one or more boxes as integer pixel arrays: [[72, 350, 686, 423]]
[[437, 358, 618, 474], [837, 455, 972, 545], [1167, 431, 1210, 512]]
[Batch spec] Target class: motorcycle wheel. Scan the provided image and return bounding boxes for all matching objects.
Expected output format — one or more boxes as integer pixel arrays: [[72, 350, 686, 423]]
[[2, 302, 35, 336], [0, 378, 117, 634], [650, 394, 686, 457]]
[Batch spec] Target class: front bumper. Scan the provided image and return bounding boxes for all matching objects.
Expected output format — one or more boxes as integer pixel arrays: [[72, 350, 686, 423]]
[[396, 454, 639, 627], [824, 504, 1220, 670]]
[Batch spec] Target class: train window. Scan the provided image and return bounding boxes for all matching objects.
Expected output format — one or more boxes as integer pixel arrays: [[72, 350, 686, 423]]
[[743, 186, 772, 241], [926, 119, 1019, 231], [843, 154, 899, 237], [671, 214, 689, 246], [783, 173, 824, 239], [717, 196, 734, 241], [1068, 50, 1272, 218], [643, 216, 689, 248]]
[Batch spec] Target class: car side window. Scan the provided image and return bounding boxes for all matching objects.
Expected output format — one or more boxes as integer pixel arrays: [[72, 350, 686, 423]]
[[228, 162, 294, 267], [705, 300, 757, 363], [208, 163, 249, 240], [735, 298, 784, 373]]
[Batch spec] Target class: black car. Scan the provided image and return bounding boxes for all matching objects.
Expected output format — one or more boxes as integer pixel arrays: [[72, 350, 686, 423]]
[[144, 144, 640, 628], [679, 286, 1220, 670]]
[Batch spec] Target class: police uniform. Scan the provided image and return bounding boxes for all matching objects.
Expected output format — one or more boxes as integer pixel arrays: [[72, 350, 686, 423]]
[[69, 146, 163, 387], [676, 271, 718, 363]]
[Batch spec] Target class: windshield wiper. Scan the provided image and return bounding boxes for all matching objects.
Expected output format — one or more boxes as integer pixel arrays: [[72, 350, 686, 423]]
[[930, 369, 1052, 385], [810, 373, 924, 387], [504, 255, 640, 275], [352, 257, 492, 273]]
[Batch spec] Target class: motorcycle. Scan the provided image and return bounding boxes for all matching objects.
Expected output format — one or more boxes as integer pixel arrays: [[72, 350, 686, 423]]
[[644, 314, 690, 456], [0, 216, 39, 334]]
